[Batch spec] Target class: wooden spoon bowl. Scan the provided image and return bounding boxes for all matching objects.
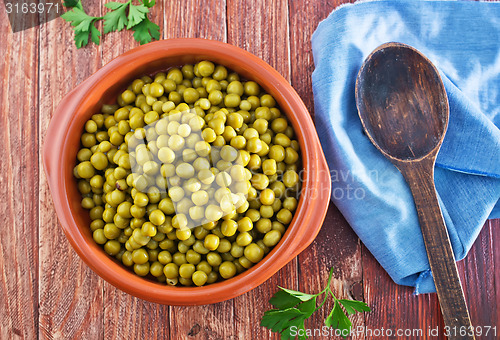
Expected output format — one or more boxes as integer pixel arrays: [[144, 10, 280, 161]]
[[356, 44, 448, 160]]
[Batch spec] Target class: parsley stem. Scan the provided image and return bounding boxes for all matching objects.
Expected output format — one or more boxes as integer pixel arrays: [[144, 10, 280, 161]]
[[312, 267, 337, 313], [320, 267, 335, 295]]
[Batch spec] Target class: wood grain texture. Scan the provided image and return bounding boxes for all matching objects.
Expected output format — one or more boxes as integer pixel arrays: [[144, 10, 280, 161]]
[[0, 1, 497, 339], [169, 303, 236, 340], [164, 0, 227, 41], [227, 1, 297, 339], [288, 1, 364, 338], [103, 291, 170, 340], [298, 206, 365, 339], [97, 3, 171, 340], [228, 0, 290, 81], [363, 220, 499, 340], [363, 247, 444, 340], [160, 2, 234, 339], [160, 2, 236, 339], [289, 0, 355, 118], [38, 2, 105, 339], [0, 6, 39, 340], [457, 220, 499, 340]]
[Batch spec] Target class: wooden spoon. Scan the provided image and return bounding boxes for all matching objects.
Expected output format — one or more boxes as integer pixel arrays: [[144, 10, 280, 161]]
[[355, 42, 474, 339]]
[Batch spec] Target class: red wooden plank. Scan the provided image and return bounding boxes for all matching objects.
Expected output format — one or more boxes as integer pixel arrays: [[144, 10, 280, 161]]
[[362, 245, 444, 340], [363, 219, 499, 340], [97, 3, 172, 339], [164, 0, 227, 40], [299, 205, 365, 339], [169, 303, 236, 340], [288, 0, 355, 119], [457, 219, 499, 340], [38, 2, 105, 339], [288, 1, 365, 338], [0, 6, 39, 340], [226, 1, 298, 339], [103, 291, 170, 340], [161, 2, 235, 339]]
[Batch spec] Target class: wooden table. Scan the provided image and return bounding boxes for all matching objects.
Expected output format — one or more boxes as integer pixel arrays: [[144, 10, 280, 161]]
[[1, 1, 498, 339]]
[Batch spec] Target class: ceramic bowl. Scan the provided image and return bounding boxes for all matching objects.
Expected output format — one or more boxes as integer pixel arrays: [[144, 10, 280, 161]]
[[43, 38, 331, 305]]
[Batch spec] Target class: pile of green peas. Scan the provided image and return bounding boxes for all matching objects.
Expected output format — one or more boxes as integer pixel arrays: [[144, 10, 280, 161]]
[[74, 60, 301, 287]]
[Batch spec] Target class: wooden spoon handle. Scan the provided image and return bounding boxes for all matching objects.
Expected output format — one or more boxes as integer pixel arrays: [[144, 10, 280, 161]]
[[398, 159, 474, 340]]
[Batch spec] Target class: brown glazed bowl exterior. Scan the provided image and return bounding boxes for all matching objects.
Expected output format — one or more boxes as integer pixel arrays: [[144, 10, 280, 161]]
[[43, 38, 331, 305]]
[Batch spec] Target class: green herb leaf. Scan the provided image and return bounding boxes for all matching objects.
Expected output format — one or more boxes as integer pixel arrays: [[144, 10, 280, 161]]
[[141, 0, 156, 8], [73, 20, 100, 48], [297, 297, 317, 315], [61, 5, 94, 31], [280, 317, 308, 340], [261, 267, 371, 339], [261, 308, 306, 333], [62, 0, 160, 48], [104, 1, 127, 10], [63, 0, 80, 8], [338, 299, 371, 315], [127, 3, 149, 29], [279, 287, 316, 302], [61, 3, 100, 48], [90, 22, 101, 45], [132, 16, 160, 45], [325, 300, 352, 338], [261, 308, 310, 340], [74, 27, 90, 48], [103, 1, 129, 33], [269, 289, 302, 309]]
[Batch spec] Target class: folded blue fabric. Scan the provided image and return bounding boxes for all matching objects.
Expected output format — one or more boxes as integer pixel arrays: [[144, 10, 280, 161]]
[[311, 0, 500, 293]]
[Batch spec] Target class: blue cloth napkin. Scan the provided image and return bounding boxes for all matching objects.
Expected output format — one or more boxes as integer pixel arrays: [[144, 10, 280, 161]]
[[311, 0, 500, 293]]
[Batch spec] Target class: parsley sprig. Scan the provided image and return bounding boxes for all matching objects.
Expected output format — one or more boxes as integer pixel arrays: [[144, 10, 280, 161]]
[[261, 268, 371, 339], [62, 0, 160, 48]]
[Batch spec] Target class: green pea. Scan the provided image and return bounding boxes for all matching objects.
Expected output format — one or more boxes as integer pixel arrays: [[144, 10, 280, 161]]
[[164, 263, 179, 279], [198, 61, 215, 77], [186, 249, 202, 265], [149, 209, 166, 226], [212, 65, 228, 80], [277, 209, 293, 224], [150, 261, 164, 277], [158, 251, 173, 264], [217, 239, 232, 253], [244, 243, 264, 263], [134, 262, 150, 276], [244, 81, 260, 96], [224, 93, 241, 108], [204, 234, 220, 251], [260, 94, 276, 107], [77, 161, 95, 179], [93, 229, 107, 245], [263, 230, 282, 247], [227, 81, 244, 96], [183, 87, 200, 103], [208, 90, 223, 105], [81, 133, 96, 148], [104, 240, 122, 256], [219, 261, 236, 279], [236, 232, 252, 247], [192, 271, 208, 286], [90, 152, 108, 170], [167, 68, 183, 84], [179, 263, 196, 279]]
